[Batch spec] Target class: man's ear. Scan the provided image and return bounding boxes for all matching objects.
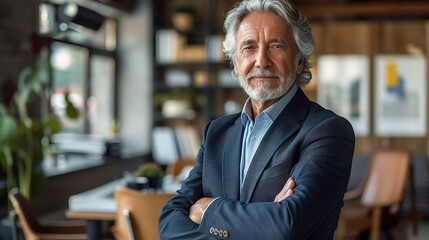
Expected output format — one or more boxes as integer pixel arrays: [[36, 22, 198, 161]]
[[296, 58, 304, 74], [233, 62, 238, 75]]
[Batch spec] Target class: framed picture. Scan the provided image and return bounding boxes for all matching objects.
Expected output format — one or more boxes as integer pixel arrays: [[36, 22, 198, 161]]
[[374, 55, 427, 136], [317, 55, 370, 136]]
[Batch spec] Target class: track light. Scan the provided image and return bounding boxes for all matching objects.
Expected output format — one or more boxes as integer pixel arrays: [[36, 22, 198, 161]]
[[58, 3, 105, 31]]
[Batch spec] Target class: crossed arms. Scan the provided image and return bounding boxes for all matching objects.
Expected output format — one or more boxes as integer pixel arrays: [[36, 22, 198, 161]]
[[189, 177, 296, 224]]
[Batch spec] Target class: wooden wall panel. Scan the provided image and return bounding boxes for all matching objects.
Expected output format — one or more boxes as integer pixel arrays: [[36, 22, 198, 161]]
[[379, 21, 427, 54], [321, 22, 373, 55]]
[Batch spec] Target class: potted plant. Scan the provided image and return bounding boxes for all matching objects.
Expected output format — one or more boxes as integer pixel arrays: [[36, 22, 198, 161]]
[[154, 89, 206, 119], [0, 51, 79, 204], [134, 162, 165, 190]]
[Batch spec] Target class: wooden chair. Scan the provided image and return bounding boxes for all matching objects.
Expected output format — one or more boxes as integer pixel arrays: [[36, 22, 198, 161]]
[[8, 188, 87, 240], [335, 149, 418, 240], [111, 187, 174, 240], [166, 158, 195, 177]]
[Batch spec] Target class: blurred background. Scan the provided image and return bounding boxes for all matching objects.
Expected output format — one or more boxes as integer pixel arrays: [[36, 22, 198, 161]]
[[0, 0, 429, 239]]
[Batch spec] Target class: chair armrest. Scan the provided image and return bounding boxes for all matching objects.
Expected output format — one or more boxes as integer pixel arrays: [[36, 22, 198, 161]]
[[343, 188, 362, 201]]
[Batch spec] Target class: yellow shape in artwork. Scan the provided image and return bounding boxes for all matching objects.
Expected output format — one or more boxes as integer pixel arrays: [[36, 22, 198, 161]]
[[386, 61, 398, 87]]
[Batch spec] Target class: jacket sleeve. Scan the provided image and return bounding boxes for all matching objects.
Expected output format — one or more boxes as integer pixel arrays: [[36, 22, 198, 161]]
[[198, 116, 355, 240]]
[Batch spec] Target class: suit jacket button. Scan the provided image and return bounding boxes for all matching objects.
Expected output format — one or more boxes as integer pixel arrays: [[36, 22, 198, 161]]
[[223, 230, 229, 238], [210, 227, 215, 234], [214, 228, 219, 235]]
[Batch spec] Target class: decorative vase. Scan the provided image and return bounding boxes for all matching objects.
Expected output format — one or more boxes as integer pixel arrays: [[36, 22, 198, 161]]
[[172, 12, 193, 31]]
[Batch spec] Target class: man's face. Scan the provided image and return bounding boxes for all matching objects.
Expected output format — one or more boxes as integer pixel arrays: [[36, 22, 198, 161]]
[[234, 12, 303, 101]]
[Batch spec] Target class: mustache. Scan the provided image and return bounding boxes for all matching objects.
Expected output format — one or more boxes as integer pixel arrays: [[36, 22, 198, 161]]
[[245, 69, 283, 81]]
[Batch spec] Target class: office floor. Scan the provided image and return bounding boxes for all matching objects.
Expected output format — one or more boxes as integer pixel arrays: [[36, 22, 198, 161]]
[[340, 218, 429, 240]]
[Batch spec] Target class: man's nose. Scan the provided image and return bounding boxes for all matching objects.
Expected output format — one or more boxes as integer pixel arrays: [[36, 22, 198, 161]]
[[255, 47, 272, 69]]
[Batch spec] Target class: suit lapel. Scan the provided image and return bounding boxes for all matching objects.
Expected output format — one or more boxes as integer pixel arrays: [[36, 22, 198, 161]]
[[240, 88, 310, 202], [222, 117, 243, 200]]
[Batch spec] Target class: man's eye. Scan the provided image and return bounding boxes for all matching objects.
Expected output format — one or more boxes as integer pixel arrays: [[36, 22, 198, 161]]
[[271, 44, 284, 49]]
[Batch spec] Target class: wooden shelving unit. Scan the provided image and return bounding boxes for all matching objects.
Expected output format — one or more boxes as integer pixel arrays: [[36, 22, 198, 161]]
[[151, 0, 240, 133]]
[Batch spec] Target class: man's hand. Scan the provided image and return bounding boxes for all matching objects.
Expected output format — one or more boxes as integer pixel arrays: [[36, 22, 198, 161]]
[[189, 197, 214, 224], [274, 177, 295, 202]]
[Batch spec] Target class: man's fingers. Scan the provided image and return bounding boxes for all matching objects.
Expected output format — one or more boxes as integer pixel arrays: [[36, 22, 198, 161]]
[[274, 178, 295, 202], [189, 197, 214, 224]]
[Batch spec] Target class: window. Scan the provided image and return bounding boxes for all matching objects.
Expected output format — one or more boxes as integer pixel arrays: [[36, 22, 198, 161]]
[[49, 41, 116, 138]]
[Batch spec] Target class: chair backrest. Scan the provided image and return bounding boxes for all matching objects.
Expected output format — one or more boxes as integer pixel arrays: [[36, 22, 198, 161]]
[[8, 188, 43, 240], [166, 158, 195, 177], [361, 149, 411, 207], [111, 187, 174, 240]]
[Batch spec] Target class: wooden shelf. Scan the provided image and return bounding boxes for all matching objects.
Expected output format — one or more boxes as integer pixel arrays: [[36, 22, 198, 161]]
[[301, 3, 429, 21]]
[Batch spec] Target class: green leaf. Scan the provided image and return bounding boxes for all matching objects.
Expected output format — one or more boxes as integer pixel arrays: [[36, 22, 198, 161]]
[[65, 92, 79, 119], [30, 166, 47, 196], [17, 66, 32, 103], [0, 113, 17, 144], [17, 58, 50, 105], [43, 115, 62, 134]]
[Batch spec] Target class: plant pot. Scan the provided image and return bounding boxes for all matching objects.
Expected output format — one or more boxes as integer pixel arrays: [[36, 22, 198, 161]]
[[147, 176, 164, 190], [126, 177, 148, 190]]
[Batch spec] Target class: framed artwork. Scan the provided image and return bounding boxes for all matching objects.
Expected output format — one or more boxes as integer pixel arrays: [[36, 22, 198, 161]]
[[374, 55, 427, 136], [317, 55, 370, 136]]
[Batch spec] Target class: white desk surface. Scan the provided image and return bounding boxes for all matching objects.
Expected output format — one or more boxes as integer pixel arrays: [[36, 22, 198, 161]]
[[68, 176, 181, 213]]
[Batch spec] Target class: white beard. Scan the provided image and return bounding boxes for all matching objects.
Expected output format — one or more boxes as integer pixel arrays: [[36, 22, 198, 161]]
[[239, 69, 296, 102]]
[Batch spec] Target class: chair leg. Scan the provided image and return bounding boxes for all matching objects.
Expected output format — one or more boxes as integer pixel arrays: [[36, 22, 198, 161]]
[[370, 207, 382, 240], [123, 209, 136, 240], [9, 210, 19, 240], [382, 227, 394, 240], [408, 163, 419, 236]]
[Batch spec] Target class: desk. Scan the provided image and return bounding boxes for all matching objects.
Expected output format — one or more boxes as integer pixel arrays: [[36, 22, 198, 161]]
[[67, 178, 124, 240], [66, 210, 115, 240], [66, 176, 181, 240]]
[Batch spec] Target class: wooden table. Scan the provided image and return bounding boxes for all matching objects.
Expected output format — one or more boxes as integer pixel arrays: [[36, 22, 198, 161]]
[[65, 178, 123, 240], [65, 176, 181, 240], [66, 210, 116, 240]]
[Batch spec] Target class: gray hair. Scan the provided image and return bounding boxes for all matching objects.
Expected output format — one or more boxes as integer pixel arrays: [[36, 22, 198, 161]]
[[223, 0, 314, 86]]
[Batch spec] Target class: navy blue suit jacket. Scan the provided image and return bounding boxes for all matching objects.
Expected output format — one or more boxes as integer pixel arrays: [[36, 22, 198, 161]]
[[159, 87, 355, 239]]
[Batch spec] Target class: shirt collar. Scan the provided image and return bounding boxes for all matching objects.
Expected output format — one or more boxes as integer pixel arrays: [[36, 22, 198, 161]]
[[240, 83, 298, 125]]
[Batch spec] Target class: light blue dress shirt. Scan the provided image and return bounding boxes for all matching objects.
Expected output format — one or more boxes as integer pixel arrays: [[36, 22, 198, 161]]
[[239, 84, 298, 188]]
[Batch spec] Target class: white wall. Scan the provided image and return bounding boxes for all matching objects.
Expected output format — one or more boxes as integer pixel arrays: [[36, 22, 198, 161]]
[[118, 0, 153, 157]]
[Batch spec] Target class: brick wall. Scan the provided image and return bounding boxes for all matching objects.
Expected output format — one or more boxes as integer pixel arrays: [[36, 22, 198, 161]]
[[0, 0, 38, 104], [0, 0, 39, 232]]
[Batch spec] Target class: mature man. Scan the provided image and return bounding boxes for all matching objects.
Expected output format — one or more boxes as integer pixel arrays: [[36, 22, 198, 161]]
[[159, 0, 355, 239]]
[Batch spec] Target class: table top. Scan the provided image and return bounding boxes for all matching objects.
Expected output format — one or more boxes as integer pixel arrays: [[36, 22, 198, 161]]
[[66, 210, 116, 221], [66, 176, 182, 221]]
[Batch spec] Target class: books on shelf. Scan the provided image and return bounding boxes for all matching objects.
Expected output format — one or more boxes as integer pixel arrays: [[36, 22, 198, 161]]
[[165, 70, 191, 86], [156, 29, 185, 63], [152, 126, 200, 164], [152, 127, 179, 164], [157, 29, 224, 63], [205, 34, 225, 62]]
